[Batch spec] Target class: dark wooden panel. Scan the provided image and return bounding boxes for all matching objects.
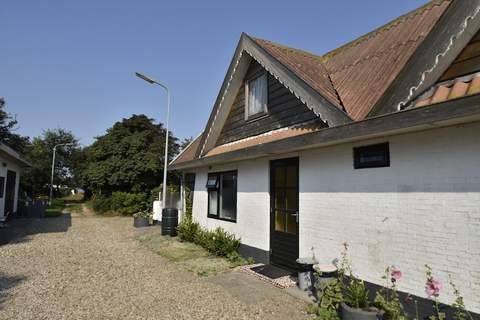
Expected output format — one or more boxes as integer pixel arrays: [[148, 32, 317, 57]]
[[440, 56, 480, 80], [217, 60, 319, 145], [440, 30, 480, 80]]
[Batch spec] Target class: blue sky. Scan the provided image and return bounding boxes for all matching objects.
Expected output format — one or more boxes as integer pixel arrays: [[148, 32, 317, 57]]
[[1, 0, 428, 145]]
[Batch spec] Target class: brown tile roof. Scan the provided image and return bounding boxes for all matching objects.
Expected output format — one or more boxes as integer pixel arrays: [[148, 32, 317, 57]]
[[172, 0, 457, 167], [169, 134, 203, 166], [251, 0, 451, 121], [252, 38, 343, 110], [414, 72, 480, 107], [205, 122, 324, 157]]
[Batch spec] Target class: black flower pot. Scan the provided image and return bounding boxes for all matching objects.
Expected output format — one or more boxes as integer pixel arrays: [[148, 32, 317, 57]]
[[341, 302, 380, 320], [133, 217, 150, 228]]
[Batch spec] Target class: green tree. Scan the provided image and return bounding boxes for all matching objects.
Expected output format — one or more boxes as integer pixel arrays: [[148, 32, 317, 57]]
[[0, 97, 30, 153], [21, 129, 80, 196], [79, 114, 179, 195]]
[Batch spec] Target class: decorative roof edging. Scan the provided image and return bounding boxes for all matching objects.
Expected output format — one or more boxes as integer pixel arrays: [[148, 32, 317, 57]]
[[397, 4, 480, 110], [198, 34, 351, 157]]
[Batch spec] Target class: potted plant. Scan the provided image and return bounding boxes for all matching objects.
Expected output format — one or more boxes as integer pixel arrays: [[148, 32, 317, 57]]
[[133, 210, 151, 227], [339, 243, 381, 320], [341, 278, 380, 320]]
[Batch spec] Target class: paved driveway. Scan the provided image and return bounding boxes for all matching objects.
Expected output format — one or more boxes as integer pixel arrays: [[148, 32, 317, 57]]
[[0, 211, 309, 320]]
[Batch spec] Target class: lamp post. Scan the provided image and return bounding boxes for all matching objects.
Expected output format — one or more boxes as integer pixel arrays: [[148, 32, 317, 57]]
[[135, 72, 170, 218], [49, 142, 74, 205]]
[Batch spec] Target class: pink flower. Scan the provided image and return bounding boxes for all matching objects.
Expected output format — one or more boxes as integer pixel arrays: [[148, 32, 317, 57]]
[[391, 268, 402, 281], [425, 278, 442, 297]]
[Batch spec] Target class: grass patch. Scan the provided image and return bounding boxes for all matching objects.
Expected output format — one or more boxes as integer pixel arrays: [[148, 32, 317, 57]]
[[45, 199, 65, 217], [65, 202, 83, 213], [138, 232, 237, 277]]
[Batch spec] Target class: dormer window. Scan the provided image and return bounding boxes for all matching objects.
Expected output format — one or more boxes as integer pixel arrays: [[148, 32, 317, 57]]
[[245, 73, 268, 120]]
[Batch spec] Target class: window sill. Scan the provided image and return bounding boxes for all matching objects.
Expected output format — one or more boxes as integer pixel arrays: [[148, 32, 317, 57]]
[[207, 215, 237, 223], [246, 113, 268, 123]]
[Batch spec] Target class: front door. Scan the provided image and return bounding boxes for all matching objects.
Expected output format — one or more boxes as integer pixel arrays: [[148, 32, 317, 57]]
[[4, 170, 16, 217], [270, 157, 299, 270]]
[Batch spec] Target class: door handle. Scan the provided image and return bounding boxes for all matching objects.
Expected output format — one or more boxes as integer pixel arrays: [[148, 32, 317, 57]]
[[291, 212, 299, 223]]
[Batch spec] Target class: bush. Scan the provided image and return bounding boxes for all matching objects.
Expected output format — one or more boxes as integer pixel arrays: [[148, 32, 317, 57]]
[[91, 192, 148, 215], [177, 218, 242, 259], [91, 194, 112, 213], [177, 216, 200, 242], [110, 192, 147, 215]]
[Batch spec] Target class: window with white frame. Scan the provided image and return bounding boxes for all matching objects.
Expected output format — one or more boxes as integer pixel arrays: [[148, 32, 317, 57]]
[[245, 73, 268, 119], [206, 171, 237, 222]]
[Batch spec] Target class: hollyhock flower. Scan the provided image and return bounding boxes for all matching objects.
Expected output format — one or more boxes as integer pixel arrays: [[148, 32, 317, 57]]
[[425, 278, 442, 297], [391, 268, 402, 281]]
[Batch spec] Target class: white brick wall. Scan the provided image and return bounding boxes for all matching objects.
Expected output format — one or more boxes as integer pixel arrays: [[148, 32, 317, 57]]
[[192, 158, 270, 251], [190, 121, 480, 312], [0, 157, 22, 219], [300, 122, 480, 312]]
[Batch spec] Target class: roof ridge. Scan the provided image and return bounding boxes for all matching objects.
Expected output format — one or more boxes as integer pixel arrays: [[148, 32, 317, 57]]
[[249, 36, 324, 61], [250, 36, 346, 109], [328, 34, 427, 75], [322, 0, 449, 61]]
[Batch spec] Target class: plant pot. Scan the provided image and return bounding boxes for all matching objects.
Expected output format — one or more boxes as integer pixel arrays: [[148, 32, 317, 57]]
[[341, 302, 380, 320], [133, 217, 150, 228]]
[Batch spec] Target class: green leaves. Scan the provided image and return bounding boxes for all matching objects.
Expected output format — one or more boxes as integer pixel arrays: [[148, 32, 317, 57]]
[[78, 114, 180, 194]]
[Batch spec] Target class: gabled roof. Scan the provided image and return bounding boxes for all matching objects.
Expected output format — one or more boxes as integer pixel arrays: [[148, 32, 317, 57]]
[[252, 0, 451, 121], [170, 0, 480, 169]]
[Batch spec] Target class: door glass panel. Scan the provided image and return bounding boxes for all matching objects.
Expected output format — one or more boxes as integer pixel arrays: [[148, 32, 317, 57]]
[[274, 188, 285, 210], [286, 166, 297, 187], [286, 212, 297, 234], [275, 210, 286, 232], [274, 167, 285, 188], [286, 188, 298, 211], [208, 190, 218, 216]]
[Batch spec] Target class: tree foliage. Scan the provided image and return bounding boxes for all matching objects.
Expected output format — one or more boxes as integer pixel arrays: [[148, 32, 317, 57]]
[[0, 98, 30, 153], [78, 114, 179, 195], [21, 129, 80, 196]]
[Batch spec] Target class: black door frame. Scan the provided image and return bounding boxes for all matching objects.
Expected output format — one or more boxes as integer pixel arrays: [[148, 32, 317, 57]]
[[5, 170, 17, 217], [269, 157, 299, 270]]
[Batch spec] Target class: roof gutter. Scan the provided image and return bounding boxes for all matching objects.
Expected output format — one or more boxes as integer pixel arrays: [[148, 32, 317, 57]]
[[169, 94, 480, 171]]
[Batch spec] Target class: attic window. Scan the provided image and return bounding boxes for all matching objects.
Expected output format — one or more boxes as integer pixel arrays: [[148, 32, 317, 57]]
[[245, 73, 268, 120]]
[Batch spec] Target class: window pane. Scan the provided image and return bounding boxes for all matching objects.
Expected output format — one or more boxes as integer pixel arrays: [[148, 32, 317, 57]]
[[286, 188, 298, 211], [275, 210, 286, 232], [286, 212, 297, 234], [208, 190, 218, 216], [248, 74, 267, 116], [286, 166, 296, 187], [274, 167, 285, 188], [206, 174, 218, 189], [219, 172, 237, 220], [274, 188, 285, 210]]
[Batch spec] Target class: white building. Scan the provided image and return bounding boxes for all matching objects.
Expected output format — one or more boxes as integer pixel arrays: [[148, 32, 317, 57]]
[[170, 1, 480, 313], [0, 142, 31, 221]]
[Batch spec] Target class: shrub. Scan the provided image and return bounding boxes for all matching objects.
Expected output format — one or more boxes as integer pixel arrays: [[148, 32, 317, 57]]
[[91, 194, 112, 213], [90, 192, 148, 215], [177, 216, 200, 242], [177, 218, 242, 259], [210, 227, 241, 257]]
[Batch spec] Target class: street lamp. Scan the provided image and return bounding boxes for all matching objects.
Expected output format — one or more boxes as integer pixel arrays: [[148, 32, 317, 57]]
[[49, 143, 74, 205], [135, 72, 171, 218]]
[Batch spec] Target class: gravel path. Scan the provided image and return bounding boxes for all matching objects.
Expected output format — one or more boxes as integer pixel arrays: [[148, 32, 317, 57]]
[[0, 210, 309, 319]]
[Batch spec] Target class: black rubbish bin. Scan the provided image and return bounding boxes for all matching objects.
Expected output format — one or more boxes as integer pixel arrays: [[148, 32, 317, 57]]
[[161, 208, 178, 236]]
